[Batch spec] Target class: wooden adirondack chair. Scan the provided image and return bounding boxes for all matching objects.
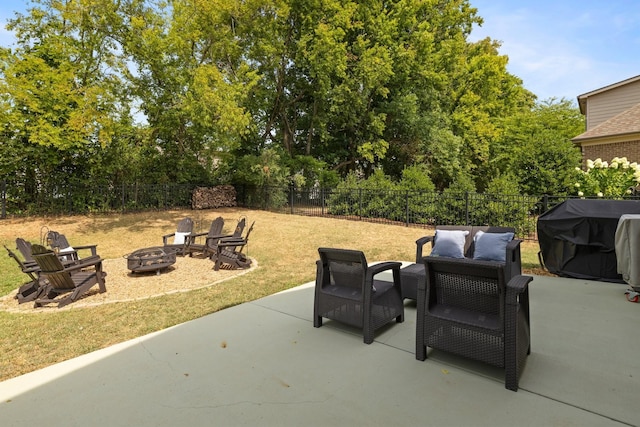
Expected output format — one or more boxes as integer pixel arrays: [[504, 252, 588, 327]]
[[162, 218, 194, 256], [31, 244, 107, 308], [10, 237, 81, 304], [211, 221, 254, 271], [187, 216, 226, 258], [44, 231, 99, 261], [4, 245, 46, 303]]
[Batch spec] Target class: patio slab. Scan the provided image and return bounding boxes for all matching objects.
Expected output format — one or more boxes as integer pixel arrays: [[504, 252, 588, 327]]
[[0, 272, 638, 426]]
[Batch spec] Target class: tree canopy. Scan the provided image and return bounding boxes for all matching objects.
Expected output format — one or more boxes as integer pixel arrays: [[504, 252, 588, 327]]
[[0, 0, 584, 210]]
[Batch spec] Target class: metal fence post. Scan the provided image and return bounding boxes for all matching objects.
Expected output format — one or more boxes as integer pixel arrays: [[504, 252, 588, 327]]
[[290, 184, 295, 214], [405, 190, 410, 227], [1, 179, 5, 219], [465, 192, 470, 225]]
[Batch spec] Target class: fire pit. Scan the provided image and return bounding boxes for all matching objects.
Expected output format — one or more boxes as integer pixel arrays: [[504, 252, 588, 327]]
[[125, 246, 176, 275]]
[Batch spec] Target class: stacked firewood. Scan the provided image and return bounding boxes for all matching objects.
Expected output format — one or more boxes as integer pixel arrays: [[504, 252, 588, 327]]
[[191, 185, 237, 209]]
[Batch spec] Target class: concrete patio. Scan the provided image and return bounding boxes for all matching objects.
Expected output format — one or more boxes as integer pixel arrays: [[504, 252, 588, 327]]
[[0, 270, 638, 426]]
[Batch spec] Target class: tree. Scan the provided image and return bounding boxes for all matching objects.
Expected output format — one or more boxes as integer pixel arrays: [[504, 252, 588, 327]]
[[0, 0, 136, 207], [121, 0, 259, 183], [494, 98, 584, 195]]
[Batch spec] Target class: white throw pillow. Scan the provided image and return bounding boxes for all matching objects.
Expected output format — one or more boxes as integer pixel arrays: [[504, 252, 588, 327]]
[[173, 231, 189, 245], [429, 229, 469, 258]]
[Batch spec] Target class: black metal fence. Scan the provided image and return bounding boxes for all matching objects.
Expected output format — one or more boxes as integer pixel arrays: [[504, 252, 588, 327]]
[[236, 185, 571, 239], [0, 180, 194, 216], [0, 179, 584, 240]]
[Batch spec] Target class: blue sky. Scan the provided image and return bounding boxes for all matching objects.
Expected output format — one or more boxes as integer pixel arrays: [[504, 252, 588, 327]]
[[1, 0, 639, 103], [469, 0, 640, 102]]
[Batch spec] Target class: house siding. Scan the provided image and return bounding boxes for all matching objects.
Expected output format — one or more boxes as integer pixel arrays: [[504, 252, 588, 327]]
[[586, 80, 640, 129]]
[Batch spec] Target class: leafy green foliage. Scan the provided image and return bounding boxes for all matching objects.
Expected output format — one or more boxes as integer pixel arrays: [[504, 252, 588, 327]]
[[0, 0, 585, 214], [492, 98, 584, 195]]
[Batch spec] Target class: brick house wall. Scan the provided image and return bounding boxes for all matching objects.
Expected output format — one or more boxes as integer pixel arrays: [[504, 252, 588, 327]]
[[581, 140, 640, 165], [573, 75, 640, 168]]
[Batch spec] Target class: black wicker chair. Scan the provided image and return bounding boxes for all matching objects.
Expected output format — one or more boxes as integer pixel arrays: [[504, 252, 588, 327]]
[[400, 226, 522, 300], [314, 248, 405, 344], [416, 256, 532, 391]]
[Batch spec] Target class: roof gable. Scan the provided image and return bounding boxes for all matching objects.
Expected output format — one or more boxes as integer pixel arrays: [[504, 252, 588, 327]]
[[577, 74, 640, 114], [572, 102, 640, 143]]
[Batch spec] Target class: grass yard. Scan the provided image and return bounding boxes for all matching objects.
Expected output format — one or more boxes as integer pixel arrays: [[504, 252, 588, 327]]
[[0, 208, 546, 382]]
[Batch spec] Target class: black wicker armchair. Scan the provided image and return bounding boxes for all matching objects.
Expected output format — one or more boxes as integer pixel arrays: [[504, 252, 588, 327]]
[[314, 248, 405, 344], [416, 256, 532, 391]]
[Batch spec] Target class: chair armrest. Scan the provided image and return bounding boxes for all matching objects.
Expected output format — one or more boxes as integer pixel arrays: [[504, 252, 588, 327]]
[[367, 261, 402, 276], [218, 235, 245, 244], [187, 231, 210, 245], [162, 233, 175, 246], [63, 255, 103, 273], [188, 231, 207, 242], [365, 261, 403, 298], [22, 263, 40, 274], [506, 274, 532, 305], [162, 232, 192, 246], [215, 238, 247, 250], [415, 236, 434, 263], [367, 262, 402, 287], [207, 233, 233, 243], [72, 244, 98, 257]]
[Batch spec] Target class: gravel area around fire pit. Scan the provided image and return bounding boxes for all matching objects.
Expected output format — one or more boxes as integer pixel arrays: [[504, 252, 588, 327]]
[[0, 255, 256, 313]]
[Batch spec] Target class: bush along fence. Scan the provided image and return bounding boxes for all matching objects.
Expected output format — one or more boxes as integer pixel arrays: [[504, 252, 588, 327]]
[[0, 180, 195, 217], [0, 179, 592, 240], [235, 185, 572, 240]]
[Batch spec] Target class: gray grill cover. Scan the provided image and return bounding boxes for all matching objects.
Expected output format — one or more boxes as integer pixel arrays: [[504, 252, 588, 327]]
[[537, 199, 640, 282], [615, 214, 640, 288]]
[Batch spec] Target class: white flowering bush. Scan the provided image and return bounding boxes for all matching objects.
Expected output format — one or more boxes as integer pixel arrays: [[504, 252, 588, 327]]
[[574, 157, 640, 198]]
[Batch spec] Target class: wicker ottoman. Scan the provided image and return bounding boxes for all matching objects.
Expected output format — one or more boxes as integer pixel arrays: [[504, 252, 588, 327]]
[[399, 263, 424, 300]]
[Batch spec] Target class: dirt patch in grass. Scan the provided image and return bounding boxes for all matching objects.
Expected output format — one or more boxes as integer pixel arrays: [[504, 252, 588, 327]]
[[0, 255, 256, 313]]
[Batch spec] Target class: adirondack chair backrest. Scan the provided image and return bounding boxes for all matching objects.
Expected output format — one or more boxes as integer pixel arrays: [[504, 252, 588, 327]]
[[5, 245, 29, 270], [176, 218, 194, 233], [232, 218, 246, 238], [208, 217, 225, 237], [45, 231, 73, 251], [16, 238, 34, 262], [237, 222, 255, 254], [243, 221, 254, 242], [31, 244, 75, 290]]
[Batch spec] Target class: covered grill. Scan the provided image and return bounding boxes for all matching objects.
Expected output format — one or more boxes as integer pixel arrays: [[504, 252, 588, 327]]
[[537, 199, 640, 282]]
